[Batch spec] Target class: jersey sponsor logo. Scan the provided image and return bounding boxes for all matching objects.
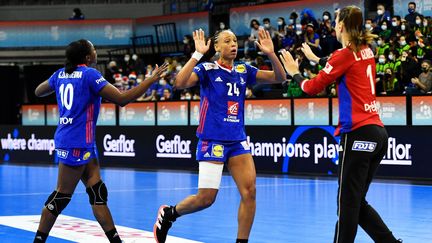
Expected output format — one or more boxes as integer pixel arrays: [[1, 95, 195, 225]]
[[95, 77, 106, 84], [156, 135, 192, 158], [58, 71, 83, 79], [364, 100, 379, 113], [227, 101, 239, 116], [203, 63, 218, 71], [83, 151, 91, 160], [211, 144, 224, 158], [56, 149, 69, 159], [103, 134, 135, 157], [59, 117, 73, 125], [323, 62, 333, 74], [235, 64, 247, 73], [352, 141, 377, 152], [215, 77, 223, 82]]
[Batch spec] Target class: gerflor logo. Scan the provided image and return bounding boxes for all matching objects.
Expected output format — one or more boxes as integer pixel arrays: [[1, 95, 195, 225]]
[[103, 134, 135, 157], [381, 137, 412, 165], [156, 135, 192, 159]]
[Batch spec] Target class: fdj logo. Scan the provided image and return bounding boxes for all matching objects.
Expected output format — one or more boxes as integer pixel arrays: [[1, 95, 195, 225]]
[[227, 101, 239, 115], [56, 149, 69, 159], [352, 141, 377, 152]]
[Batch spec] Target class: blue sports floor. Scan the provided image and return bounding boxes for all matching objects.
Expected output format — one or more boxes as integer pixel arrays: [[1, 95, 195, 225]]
[[0, 164, 431, 242]]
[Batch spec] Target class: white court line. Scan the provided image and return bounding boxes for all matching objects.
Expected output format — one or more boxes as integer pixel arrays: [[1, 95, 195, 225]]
[[0, 182, 336, 197], [0, 215, 201, 243]]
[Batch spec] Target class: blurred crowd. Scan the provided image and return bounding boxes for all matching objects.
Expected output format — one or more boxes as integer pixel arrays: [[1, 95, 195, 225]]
[[106, 2, 431, 100]]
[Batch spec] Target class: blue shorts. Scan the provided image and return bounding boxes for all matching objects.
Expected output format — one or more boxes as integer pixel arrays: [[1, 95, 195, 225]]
[[54, 147, 98, 166], [196, 139, 251, 163]]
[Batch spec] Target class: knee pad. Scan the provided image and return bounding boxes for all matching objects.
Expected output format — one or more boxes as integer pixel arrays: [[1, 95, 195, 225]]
[[86, 180, 108, 205], [44, 191, 72, 217]]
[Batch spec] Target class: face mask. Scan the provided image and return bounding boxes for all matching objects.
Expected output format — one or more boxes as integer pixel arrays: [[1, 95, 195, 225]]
[[377, 40, 383, 46], [416, 19, 421, 25], [159, 79, 166, 86], [296, 30, 303, 35], [323, 15, 329, 21], [136, 78, 142, 84], [220, 23, 225, 29], [424, 21, 428, 26], [310, 61, 316, 66], [401, 24, 406, 30], [132, 54, 138, 61], [388, 54, 394, 60], [377, 9, 384, 15], [365, 24, 371, 29], [277, 21, 283, 26], [176, 65, 182, 72], [303, 71, 309, 78], [183, 39, 188, 44], [385, 73, 391, 77], [124, 56, 130, 62], [401, 56, 407, 61], [381, 25, 387, 31], [289, 19, 294, 24], [400, 40, 407, 46], [408, 8, 415, 14], [392, 21, 398, 27], [185, 94, 192, 100], [264, 23, 270, 28], [422, 67, 429, 73], [379, 58, 385, 63]]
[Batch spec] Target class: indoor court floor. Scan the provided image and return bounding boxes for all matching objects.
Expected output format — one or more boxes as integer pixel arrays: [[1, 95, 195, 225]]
[[0, 164, 431, 242]]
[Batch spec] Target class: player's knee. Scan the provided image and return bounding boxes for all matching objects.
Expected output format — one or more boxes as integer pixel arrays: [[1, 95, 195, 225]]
[[240, 183, 256, 202], [86, 180, 108, 205], [44, 191, 72, 217], [197, 193, 216, 209]]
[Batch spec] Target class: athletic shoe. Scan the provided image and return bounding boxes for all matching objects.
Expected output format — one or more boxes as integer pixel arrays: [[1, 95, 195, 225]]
[[153, 205, 174, 243]]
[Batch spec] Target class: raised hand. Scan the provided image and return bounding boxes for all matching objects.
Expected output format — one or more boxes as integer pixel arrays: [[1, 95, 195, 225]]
[[279, 49, 300, 77], [255, 29, 274, 55], [150, 63, 169, 81], [300, 42, 320, 63], [193, 29, 211, 55]]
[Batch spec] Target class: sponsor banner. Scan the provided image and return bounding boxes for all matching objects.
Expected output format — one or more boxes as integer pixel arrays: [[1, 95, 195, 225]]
[[46, 104, 59, 126], [190, 101, 200, 126], [412, 96, 432, 125], [0, 215, 201, 243], [245, 99, 291, 125], [0, 125, 430, 179], [157, 101, 188, 126], [376, 96, 407, 125], [294, 98, 329, 125], [96, 103, 116, 126], [119, 102, 155, 126], [22, 105, 45, 126]]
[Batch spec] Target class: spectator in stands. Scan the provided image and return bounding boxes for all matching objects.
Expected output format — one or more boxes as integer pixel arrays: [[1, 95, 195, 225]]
[[262, 18, 276, 39], [69, 8, 84, 20], [397, 36, 411, 55], [180, 89, 192, 100], [414, 38, 432, 63], [300, 8, 319, 29], [376, 54, 390, 93], [319, 12, 338, 56], [113, 73, 123, 91], [375, 36, 390, 58], [183, 35, 194, 58], [131, 54, 145, 75], [256, 56, 270, 70], [303, 23, 321, 56], [281, 24, 298, 51], [413, 15, 425, 32], [275, 17, 287, 50], [218, 22, 227, 31], [382, 67, 399, 94], [390, 16, 402, 38], [405, 2, 421, 26], [379, 21, 391, 40], [388, 50, 402, 80], [365, 19, 378, 35], [289, 12, 298, 28], [244, 19, 263, 56], [121, 54, 135, 76], [160, 88, 172, 101], [400, 50, 421, 92], [373, 3, 391, 27], [156, 76, 172, 99], [410, 60, 432, 94], [105, 61, 120, 84], [127, 72, 138, 90], [246, 86, 255, 99]]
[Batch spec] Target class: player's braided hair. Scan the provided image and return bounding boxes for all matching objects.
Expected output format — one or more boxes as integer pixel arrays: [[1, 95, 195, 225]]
[[201, 29, 233, 62], [338, 6, 377, 53], [64, 39, 93, 74]]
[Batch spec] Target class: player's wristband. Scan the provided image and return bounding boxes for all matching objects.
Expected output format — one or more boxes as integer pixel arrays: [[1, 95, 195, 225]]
[[191, 51, 204, 61], [319, 57, 328, 67], [292, 73, 306, 84]]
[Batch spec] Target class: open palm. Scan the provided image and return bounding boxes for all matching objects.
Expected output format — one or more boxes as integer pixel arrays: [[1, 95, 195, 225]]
[[193, 29, 211, 54], [256, 29, 274, 55]]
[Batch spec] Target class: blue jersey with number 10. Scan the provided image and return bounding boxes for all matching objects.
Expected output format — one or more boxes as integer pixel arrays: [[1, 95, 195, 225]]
[[193, 61, 258, 141], [48, 66, 108, 149]]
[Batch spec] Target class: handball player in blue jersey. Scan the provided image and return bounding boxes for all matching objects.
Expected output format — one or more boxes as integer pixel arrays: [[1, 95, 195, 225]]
[[33, 39, 167, 243], [154, 29, 286, 243]]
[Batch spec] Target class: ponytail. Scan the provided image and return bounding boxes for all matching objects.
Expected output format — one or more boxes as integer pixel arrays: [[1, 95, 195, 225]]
[[338, 6, 377, 52]]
